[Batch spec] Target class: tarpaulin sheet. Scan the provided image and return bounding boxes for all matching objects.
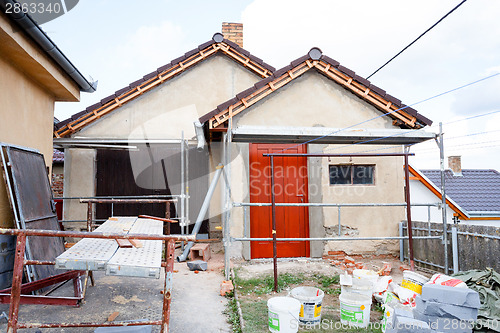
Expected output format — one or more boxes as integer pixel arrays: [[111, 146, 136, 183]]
[[454, 268, 500, 332]]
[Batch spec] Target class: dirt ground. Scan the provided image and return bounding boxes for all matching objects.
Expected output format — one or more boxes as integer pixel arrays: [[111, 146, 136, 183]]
[[0, 243, 230, 333], [233, 255, 433, 333]]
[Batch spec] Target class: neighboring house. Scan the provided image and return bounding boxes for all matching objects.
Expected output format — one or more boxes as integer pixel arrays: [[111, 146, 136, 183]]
[[0, 5, 94, 288], [410, 156, 500, 226], [55, 23, 434, 259]]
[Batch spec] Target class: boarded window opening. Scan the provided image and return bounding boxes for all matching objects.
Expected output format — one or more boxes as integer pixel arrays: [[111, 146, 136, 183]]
[[329, 165, 375, 185]]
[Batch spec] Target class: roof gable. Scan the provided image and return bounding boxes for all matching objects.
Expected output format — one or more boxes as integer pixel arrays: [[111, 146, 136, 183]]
[[201, 48, 432, 130], [54, 33, 275, 138]]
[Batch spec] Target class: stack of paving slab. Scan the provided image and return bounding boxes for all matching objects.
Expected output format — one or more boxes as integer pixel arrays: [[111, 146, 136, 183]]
[[385, 283, 480, 333], [414, 284, 480, 333], [385, 306, 435, 333]]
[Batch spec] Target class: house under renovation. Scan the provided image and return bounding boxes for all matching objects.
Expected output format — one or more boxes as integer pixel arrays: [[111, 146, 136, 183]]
[[54, 23, 435, 259]]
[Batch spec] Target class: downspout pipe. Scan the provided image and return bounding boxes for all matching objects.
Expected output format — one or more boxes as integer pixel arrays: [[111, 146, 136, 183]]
[[177, 163, 224, 262], [0, 0, 97, 93], [193, 121, 206, 151]]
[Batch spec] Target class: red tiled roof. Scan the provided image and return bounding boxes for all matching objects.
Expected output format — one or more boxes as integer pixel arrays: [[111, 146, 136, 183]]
[[54, 33, 275, 138], [200, 47, 432, 129]]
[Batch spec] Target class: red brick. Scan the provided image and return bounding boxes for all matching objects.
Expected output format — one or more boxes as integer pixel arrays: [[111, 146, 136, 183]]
[[355, 262, 364, 269], [399, 264, 411, 272], [328, 251, 346, 256], [344, 256, 355, 264]]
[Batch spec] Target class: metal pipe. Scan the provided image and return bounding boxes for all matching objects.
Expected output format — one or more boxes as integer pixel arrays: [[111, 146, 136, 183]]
[[0, 228, 195, 242], [177, 164, 224, 262], [61, 195, 180, 200], [162, 239, 175, 333], [452, 227, 459, 273], [243, 206, 248, 238], [233, 202, 440, 207], [232, 236, 441, 241], [399, 222, 404, 262], [185, 138, 190, 232], [404, 147, 415, 271], [438, 122, 449, 274], [17, 321, 163, 329], [263, 153, 415, 157], [7, 233, 26, 333], [271, 156, 278, 292], [224, 121, 232, 280], [337, 206, 341, 236], [181, 131, 185, 236], [80, 199, 177, 204]]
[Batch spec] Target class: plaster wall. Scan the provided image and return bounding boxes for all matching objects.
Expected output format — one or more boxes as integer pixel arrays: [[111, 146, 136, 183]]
[[0, 55, 53, 228], [229, 71, 409, 257], [65, 55, 261, 227], [62, 149, 95, 230]]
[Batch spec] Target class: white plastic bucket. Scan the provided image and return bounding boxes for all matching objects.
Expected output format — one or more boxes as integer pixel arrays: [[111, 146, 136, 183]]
[[341, 277, 373, 297], [401, 271, 428, 294], [267, 297, 301, 333], [339, 292, 372, 328], [290, 287, 324, 325], [353, 269, 378, 288]]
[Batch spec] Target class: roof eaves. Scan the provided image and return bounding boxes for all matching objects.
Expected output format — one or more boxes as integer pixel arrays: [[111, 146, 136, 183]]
[[54, 33, 275, 138], [202, 47, 433, 129]]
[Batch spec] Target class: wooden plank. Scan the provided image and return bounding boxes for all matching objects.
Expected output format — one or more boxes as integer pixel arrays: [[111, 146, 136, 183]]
[[116, 239, 133, 248], [129, 239, 143, 248]]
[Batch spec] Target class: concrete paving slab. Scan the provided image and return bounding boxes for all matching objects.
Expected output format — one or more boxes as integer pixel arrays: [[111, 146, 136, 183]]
[[0, 248, 230, 332]]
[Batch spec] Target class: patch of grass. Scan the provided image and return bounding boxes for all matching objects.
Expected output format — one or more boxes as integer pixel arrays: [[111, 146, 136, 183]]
[[224, 291, 242, 333], [240, 300, 268, 333], [235, 272, 305, 295], [313, 274, 340, 288]]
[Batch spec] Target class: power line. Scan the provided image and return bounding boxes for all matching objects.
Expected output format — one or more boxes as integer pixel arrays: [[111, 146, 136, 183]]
[[366, 0, 468, 79], [444, 109, 500, 125], [275, 72, 499, 154]]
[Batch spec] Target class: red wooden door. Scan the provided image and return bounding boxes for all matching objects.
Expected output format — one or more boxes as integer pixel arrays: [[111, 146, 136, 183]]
[[249, 143, 310, 258]]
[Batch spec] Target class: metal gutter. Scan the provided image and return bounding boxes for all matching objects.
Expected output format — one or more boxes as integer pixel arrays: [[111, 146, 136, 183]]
[[0, 0, 97, 93]]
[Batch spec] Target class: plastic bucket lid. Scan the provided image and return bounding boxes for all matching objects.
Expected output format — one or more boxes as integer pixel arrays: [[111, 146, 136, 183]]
[[290, 286, 324, 301]]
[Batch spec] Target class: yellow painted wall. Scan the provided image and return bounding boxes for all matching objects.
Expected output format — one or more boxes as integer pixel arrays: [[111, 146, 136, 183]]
[[0, 56, 55, 228], [0, 11, 81, 228]]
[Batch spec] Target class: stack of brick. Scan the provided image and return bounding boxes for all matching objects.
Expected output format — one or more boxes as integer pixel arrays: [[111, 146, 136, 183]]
[[326, 251, 364, 274], [326, 251, 392, 275], [413, 284, 480, 333]]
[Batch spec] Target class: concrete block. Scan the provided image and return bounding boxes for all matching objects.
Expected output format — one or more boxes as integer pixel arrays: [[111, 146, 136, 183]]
[[390, 316, 432, 332], [414, 309, 473, 333], [186, 260, 208, 271], [394, 306, 414, 319], [416, 295, 477, 321], [421, 284, 480, 308]]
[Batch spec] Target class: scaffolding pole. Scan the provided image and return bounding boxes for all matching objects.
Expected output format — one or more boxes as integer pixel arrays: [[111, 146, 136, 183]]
[[437, 122, 449, 274]]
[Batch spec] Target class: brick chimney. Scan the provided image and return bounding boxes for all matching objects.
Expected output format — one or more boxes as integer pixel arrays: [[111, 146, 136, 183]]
[[222, 22, 243, 47], [448, 156, 462, 176]]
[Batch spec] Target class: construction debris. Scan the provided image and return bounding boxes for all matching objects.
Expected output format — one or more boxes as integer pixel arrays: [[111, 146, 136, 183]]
[[187, 260, 208, 272], [106, 312, 120, 322], [220, 280, 234, 296]]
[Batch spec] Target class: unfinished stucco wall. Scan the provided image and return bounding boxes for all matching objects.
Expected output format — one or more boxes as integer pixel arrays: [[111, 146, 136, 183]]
[[63, 149, 95, 231], [65, 55, 261, 229], [229, 70, 408, 256]]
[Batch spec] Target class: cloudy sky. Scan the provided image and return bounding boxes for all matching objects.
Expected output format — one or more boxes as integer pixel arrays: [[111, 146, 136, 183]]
[[44, 0, 500, 171]]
